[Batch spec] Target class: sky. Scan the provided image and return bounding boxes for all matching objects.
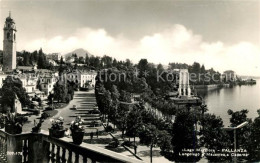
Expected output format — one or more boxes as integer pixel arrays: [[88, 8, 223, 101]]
[[0, 0, 260, 76]]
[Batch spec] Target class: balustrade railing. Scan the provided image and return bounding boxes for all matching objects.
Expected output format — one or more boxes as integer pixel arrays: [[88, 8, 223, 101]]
[[0, 129, 143, 163]]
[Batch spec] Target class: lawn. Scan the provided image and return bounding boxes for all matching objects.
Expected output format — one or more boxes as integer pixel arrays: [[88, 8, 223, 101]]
[[43, 109, 58, 117]]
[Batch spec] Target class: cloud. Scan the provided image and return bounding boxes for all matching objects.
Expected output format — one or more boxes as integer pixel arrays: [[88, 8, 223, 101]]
[[22, 24, 260, 76]]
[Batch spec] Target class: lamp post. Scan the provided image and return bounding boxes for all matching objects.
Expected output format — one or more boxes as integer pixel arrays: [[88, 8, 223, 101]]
[[224, 121, 248, 162]]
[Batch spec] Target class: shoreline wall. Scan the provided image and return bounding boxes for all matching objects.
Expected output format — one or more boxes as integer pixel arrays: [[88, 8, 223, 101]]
[[193, 84, 230, 90]]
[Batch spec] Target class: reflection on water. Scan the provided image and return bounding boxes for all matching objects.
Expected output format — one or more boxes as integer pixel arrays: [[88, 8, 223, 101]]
[[197, 80, 260, 126]]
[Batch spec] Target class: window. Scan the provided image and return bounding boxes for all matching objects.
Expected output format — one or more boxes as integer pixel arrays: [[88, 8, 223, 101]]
[[7, 33, 10, 39]]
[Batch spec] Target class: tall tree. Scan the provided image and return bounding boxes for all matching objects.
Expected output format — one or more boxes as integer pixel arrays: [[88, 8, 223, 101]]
[[115, 90, 131, 137], [109, 85, 120, 127], [85, 54, 90, 65], [126, 105, 143, 146], [247, 109, 260, 161], [201, 113, 231, 162], [171, 110, 201, 161], [137, 59, 149, 78], [53, 81, 68, 103], [138, 124, 159, 163]]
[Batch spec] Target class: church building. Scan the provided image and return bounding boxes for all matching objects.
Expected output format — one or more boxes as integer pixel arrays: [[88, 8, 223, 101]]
[[3, 12, 17, 72]]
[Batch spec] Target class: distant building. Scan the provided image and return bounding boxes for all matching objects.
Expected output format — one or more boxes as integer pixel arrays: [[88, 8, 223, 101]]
[[66, 57, 75, 63], [38, 73, 58, 95], [66, 70, 96, 88], [17, 65, 37, 73], [47, 59, 58, 66], [3, 12, 17, 72], [222, 70, 237, 82], [46, 53, 62, 61], [19, 75, 38, 93], [80, 71, 96, 88]]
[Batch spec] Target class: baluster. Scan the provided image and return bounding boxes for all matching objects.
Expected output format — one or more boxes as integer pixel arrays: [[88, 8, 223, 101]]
[[0, 137, 3, 158], [51, 144, 56, 163], [47, 143, 51, 163], [61, 148, 66, 163], [67, 150, 72, 163], [83, 156, 87, 163], [44, 141, 51, 163], [91, 159, 96, 163], [23, 139, 28, 163], [3, 138, 7, 161], [75, 153, 79, 163], [1, 137, 5, 159], [56, 146, 61, 163]]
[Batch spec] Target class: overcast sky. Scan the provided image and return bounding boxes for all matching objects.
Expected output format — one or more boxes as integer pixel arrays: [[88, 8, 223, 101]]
[[0, 0, 260, 76]]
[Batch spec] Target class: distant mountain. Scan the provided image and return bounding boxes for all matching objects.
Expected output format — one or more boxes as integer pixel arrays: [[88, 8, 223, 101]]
[[64, 48, 93, 59]]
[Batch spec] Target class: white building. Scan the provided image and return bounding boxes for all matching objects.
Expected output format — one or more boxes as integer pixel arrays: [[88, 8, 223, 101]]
[[80, 71, 96, 88], [178, 69, 191, 97], [38, 73, 58, 95], [66, 70, 96, 88], [17, 74, 38, 93], [66, 70, 81, 84], [48, 59, 58, 66]]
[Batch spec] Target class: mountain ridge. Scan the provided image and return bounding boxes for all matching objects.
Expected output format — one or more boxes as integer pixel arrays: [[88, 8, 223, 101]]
[[63, 48, 93, 58]]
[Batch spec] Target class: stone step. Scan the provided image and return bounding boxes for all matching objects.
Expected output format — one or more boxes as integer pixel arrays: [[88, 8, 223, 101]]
[[74, 112, 90, 114], [81, 102, 96, 104], [71, 114, 100, 117], [84, 117, 101, 120], [77, 107, 94, 109], [76, 109, 94, 111], [83, 118, 101, 121], [83, 120, 102, 125]]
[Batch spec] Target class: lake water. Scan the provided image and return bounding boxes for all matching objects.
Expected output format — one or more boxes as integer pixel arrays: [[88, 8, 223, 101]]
[[198, 79, 260, 126]]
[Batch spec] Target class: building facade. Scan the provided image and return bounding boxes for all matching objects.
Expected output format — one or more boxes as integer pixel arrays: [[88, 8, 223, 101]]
[[66, 70, 96, 88], [19, 75, 38, 93], [46, 53, 61, 61], [3, 12, 17, 72], [38, 73, 58, 95]]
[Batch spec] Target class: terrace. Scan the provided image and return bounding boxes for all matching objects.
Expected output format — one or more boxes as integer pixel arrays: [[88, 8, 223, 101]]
[[0, 129, 143, 163]]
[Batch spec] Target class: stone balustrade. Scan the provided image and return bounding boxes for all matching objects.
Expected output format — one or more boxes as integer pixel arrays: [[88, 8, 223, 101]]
[[0, 129, 143, 163]]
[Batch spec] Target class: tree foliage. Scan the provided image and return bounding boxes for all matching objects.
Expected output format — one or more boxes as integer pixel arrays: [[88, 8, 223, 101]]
[[0, 76, 30, 112], [201, 113, 231, 161]]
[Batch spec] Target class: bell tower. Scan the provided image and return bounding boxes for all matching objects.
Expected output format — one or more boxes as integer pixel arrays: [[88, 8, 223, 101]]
[[3, 12, 17, 72]]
